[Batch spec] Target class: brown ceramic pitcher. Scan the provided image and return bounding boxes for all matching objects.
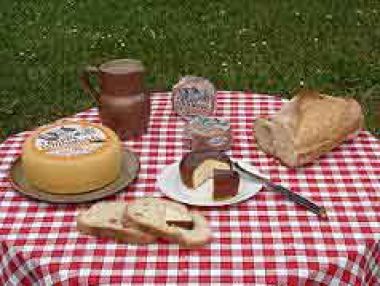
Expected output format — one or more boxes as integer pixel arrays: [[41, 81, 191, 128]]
[[80, 59, 150, 140]]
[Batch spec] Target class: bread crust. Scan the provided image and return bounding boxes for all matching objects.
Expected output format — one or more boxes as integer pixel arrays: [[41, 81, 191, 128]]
[[170, 211, 212, 248]]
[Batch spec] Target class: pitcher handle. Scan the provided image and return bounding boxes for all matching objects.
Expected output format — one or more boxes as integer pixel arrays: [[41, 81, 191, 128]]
[[80, 66, 100, 103]]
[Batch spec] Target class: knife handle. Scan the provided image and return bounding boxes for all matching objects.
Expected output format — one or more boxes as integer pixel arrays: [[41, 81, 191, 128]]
[[266, 181, 326, 217]]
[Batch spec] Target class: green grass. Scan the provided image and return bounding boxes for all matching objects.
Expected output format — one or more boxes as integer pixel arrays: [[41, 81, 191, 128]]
[[0, 0, 379, 141]]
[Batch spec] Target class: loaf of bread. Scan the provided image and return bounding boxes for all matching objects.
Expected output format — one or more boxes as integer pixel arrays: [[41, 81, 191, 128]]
[[254, 90, 363, 167]]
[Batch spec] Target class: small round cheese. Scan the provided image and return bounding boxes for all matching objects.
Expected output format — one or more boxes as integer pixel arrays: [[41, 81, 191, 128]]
[[179, 151, 231, 189], [21, 120, 122, 194]]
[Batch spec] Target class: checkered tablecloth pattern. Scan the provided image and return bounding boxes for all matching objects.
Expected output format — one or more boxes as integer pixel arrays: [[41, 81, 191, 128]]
[[0, 92, 379, 286]]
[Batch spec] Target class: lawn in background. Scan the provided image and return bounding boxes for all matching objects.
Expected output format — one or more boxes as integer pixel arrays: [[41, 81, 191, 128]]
[[0, 0, 379, 140]]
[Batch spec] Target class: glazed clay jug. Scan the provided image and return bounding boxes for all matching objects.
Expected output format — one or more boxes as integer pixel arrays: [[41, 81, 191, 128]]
[[81, 59, 150, 140]]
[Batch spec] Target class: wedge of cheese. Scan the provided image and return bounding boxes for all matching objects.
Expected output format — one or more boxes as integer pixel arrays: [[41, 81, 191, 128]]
[[22, 120, 122, 194]]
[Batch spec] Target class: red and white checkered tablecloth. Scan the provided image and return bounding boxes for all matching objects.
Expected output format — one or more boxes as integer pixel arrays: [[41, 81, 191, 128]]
[[0, 92, 379, 286]]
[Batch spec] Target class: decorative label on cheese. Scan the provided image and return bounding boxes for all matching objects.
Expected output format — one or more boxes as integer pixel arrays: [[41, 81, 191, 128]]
[[35, 124, 107, 156], [185, 116, 232, 151], [172, 76, 215, 119], [190, 116, 230, 131], [207, 136, 229, 147]]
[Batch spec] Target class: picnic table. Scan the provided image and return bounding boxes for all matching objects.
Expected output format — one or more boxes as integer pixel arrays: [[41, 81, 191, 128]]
[[0, 92, 379, 285]]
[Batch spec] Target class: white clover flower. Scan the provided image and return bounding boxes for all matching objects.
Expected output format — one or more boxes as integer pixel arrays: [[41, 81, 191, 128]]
[[149, 29, 156, 39]]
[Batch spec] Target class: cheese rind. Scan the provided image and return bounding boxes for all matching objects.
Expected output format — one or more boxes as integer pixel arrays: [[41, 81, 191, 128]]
[[22, 120, 122, 194], [213, 169, 240, 200]]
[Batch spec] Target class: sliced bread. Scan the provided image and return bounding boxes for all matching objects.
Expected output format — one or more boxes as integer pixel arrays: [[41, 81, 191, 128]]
[[125, 197, 211, 247], [77, 201, 156, 244]]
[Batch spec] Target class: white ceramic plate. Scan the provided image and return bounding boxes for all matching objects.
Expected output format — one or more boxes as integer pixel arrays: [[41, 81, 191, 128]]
[[157, 161, 266, 206]]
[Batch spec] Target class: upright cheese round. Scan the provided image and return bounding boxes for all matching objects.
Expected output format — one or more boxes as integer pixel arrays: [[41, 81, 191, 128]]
[[21, 120, 122, 194]]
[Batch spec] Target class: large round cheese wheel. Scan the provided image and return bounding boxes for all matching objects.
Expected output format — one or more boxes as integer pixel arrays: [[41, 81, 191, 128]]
[[21, 120, 122, 194]]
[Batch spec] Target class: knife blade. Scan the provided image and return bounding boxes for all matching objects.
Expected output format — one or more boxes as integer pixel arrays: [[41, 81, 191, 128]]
[[233, 161, 327, 218]]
